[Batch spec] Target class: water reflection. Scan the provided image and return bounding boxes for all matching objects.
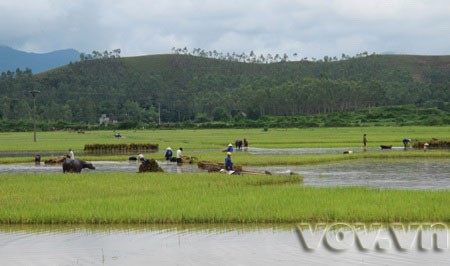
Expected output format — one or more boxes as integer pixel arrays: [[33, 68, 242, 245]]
[[1, 158, 450, 190], [0, 224, 447, 266], [247, 158, 450, 190], [0, 161, 205, 174]]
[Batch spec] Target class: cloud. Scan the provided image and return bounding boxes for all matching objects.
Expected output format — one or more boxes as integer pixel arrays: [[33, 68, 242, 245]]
[[1, 0, 449, 58]]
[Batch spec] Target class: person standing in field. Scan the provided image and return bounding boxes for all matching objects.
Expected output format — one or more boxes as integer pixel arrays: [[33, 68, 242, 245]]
[[423, 142, 429, 152], [363, 134, 367, 151], [225, 152, 234, 171], [35, 154, 41, 165], [243, 138, 249, 151], [223, 152, 240, 175], [176, 147, 183, 164], [68, 148, 75, 159]]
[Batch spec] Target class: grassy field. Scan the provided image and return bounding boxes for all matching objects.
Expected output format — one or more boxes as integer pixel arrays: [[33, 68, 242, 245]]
[[0, 173, 448, 224], [0, 126, 448, 151], [0, 126, 449, 166]]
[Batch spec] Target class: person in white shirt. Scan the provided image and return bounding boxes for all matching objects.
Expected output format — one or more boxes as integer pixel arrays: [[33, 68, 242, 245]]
[[176, 147, 183, 164], [68, 149, 75, 159]]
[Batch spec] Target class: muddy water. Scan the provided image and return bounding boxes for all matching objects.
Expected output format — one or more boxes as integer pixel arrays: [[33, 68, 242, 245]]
[[248, 158, 450, 190], [1, 158, 449, 190], [0, 161, 205, 174], [0, 225, 447, 265]]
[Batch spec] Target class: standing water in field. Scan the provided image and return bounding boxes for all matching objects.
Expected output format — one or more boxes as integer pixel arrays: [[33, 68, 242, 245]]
[[1, 158, 449, 190], [247, 158, 450, 190], [0, 161, 204, 174]]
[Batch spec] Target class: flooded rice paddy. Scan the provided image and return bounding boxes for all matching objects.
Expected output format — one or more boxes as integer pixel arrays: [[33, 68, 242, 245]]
[[247, 158, 450, 190], [0, 161, 201, 174], [1, 158, 449, 190], [1, 149, 449, 265]]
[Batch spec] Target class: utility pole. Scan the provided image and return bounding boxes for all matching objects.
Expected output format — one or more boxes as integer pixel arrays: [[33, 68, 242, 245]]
[[30, 90, 40, 142], [158, 103, 161, 125]]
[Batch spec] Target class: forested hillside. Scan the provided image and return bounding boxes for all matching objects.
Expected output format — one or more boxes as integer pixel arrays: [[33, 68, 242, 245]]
[[0, 53, 449, 129]]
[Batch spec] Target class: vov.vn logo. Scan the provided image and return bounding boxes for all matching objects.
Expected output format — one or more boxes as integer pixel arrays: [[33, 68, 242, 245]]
[[295, 223, 449, 252]]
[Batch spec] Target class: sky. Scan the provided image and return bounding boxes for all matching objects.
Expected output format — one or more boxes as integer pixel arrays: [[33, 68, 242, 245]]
[[1, 0, 450, 59]]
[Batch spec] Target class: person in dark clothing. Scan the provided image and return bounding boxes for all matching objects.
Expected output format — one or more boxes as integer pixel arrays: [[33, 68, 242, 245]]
[[403, 138, 411, 149], [363, 134, 367, 151], [225, 152, 234, 171], [35, 154, 41, 165], [165, 147, 173, 161], [222, 144, 234, 152]]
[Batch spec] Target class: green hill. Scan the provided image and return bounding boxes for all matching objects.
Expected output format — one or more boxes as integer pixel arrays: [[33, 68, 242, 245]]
[[0, 53, 449, 129]]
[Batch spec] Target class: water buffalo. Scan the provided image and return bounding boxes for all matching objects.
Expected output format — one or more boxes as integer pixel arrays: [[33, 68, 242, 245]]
[[62, 159, 96, 173], [235, 139, 243, 150]]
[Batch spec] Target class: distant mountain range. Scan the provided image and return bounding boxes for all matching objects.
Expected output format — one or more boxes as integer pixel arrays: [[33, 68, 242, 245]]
[[0, 45, 80, 74]]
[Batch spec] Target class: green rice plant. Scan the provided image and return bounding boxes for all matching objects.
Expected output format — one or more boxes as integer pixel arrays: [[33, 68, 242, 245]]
[[0, 126, 449, 152], [0, 173, 448, 224]]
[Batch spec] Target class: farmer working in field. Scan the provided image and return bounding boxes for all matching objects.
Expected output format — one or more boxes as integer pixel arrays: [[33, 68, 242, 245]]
[[68, 148, 75, 159], [165, 147, 173, 161], [176, 147, 183, 164], [223, 143, 234, 152], [137, 153, 145, 162], [225, 152, 234, 171], [362, 134, 367, 151], [224, 152, 240, 175], [403, 138, 411, 149]]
